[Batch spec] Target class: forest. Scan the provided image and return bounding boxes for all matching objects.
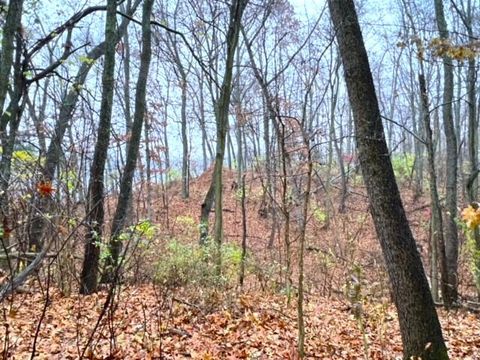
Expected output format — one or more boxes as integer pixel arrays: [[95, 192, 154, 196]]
[[0, 0, 479, 358]]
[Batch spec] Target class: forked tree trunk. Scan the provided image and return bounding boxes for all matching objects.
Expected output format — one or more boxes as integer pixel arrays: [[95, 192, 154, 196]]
[[199, 0, 249, 247], [102, 0, 153, 284], [328, 1, 448, 359]]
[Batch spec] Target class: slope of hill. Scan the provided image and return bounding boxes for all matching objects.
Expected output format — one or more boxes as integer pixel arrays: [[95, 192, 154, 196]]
[[1, 169, 479, 359]]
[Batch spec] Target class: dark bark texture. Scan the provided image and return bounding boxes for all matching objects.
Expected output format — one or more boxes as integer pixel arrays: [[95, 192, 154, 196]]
[[328, 1, 448, 359], [80, 0, 118, 295], [102, 0, 153, 283], [199, 0, 249, 245], [434, 0, 458, 306]]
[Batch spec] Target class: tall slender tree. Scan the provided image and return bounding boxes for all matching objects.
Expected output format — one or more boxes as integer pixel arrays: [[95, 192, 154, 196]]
[[199, 0, 249, 246], [80, 0, 118, 295], [434, 0, 458, 307], [400, 0, 448, 302], [0, 0, 24, 258], [328, 1, 448, 358], [102, 0, 153, 283]]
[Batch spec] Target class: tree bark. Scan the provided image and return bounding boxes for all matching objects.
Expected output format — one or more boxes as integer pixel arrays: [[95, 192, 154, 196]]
[[0, 0, 23, 115], [433, 0, 458, 307], [79, 0, 118, 295], [199, 0, 249, 246], [0, 0, 24, 265], [102, 0, 153, 284], [419, 73, 446, 302], [328, 1, 448, 359]]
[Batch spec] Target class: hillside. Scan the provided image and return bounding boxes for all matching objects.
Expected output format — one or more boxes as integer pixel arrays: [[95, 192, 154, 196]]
[[1, 169, 479, 359]]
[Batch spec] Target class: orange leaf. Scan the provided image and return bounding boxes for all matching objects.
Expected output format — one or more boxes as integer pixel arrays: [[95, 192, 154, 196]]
[[36, 181, 55, 197]]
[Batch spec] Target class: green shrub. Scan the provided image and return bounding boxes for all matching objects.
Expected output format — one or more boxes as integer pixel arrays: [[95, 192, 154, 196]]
[[221, 242, 243, 278], [391, 153, 415, 181], [167, 168, 181, 182], [466, 234, 480, 292], [313, 207, 328, 224], [154, 240, 246, 290], [458, 220, 480, 293], [174, 215, 197, 239], [175, 215, 196, 228]]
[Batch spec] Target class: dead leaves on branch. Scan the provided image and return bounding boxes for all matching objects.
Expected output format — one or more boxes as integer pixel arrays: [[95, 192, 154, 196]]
[[429, 37, 479, 61], [397, 35, 480, 62]]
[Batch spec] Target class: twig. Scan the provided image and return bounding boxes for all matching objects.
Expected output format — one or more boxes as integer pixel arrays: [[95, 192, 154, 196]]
[[30, 264, 51, 359], [167, 327, 191, 338], [172, 297, 204, 314]]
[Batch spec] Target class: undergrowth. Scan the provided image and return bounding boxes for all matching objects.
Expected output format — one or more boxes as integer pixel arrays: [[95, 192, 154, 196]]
[[154, 239, 256, 310]]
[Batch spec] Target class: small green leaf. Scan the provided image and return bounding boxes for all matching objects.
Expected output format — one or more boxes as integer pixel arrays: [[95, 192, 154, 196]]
[[78, 55, 95, 65]]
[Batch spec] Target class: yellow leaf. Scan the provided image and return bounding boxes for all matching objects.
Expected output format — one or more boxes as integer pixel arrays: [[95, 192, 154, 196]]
[[461, 205, 480, 230]]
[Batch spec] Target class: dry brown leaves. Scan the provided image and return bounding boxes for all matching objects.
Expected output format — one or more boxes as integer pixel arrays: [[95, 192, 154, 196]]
[[1, 285, 479, 359]]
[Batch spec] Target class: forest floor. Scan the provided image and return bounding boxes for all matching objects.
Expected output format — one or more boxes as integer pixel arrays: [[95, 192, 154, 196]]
[[1, 168, 480, 359]]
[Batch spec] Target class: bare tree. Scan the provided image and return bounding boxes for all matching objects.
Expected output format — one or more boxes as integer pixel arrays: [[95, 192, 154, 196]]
[[434, 0, 459, 307], [328, 1, 448, 358], [80, 0, 118, 295], [103, 0, 154, 283], [199, 0, 249, 248]]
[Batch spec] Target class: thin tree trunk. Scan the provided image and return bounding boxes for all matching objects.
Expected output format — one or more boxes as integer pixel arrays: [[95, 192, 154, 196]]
[[0, 0, 24, 263], [466, 57, 477, 201], [180, 73, 189, 198], [239, 174, 247, 287], [0, 0, 23, 115], [419, 74, 445, 302], [166, 26, 190, 199], [102, 0, 153, 284], [434, 0, 458, 307], [297, 131, 312, 359], [79, 0, 118, 295], [200, 0, 249, 247], [144, 111, 152, 219], [122, 2, 133, 134]]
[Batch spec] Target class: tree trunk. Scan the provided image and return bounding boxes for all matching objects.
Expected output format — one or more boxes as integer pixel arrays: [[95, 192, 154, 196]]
[[459, 0, 480, 298], [434, 0, 458, 307], [180, 75, 189, 199], [79, 0, 118, 295], [419, 74, 446, 302], [0, 0, 23, 115], [410, 51, 424, 198], [297, 130, 312, 359], [464, 4, 478, 203], [200, 0, 249, 247], [167, 27, 190, 199], [122, 2, 133, 134], [0, 0, 24, 265], [328, 1, 448, 359], [102, 0, 153, 284], [239, 174, 247, 286]]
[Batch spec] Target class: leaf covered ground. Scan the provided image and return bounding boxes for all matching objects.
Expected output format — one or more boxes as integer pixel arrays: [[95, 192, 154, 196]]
[[2, 169, 480, 359], [2, 285, 479, 359]]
